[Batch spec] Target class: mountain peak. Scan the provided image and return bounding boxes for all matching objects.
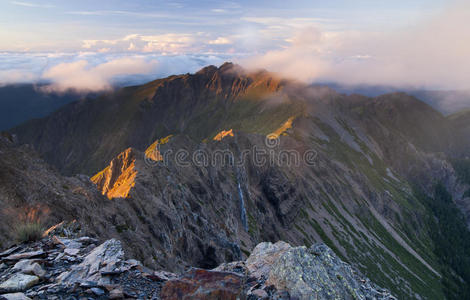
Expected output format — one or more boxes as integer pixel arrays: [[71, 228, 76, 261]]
[[196, 62, 243, 77], [218, 61, 236, 71], [219, 61, 234, 68], [196, 64, 218, 75], [218, 61, 246, 76]]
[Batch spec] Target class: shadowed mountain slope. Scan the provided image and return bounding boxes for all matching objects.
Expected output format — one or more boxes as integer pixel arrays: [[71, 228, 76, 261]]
[[0, 84, 81, 130]]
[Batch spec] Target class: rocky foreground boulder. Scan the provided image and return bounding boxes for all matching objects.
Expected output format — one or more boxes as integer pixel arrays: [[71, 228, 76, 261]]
[[0, 227, 395, 300]]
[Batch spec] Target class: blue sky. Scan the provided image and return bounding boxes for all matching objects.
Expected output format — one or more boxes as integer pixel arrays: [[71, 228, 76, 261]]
[[0, 0, 468, 93], [0, 0, 448, 52]]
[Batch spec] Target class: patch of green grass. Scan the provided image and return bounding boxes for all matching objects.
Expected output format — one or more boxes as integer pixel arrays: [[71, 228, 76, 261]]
[[247, 213, 258, 235], [312, 118, 445, 298], [295, 224, 310, 241], [15, 222, 44, 243], [308, 218, 345, 261], [355, 211, 444, 299]]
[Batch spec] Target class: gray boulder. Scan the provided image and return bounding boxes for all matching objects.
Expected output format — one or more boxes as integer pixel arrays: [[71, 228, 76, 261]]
[[12, 260, 46, 278], [0, 292, 32, 300], [3, 251, 44, 261], [245, 241, 291, 278], [57, 239, 124, 285], [0, 273, 39, 292], [246, 242, 396, 300]]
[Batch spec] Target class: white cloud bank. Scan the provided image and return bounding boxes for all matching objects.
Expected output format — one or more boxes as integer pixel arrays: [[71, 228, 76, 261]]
[[0, 52, 232, 92], [41, 57, 157, 92], [243, 1, 470, 90], [208, 37, 232, 45], [81, 33, 233, 54], [82, 33, 198, 54]]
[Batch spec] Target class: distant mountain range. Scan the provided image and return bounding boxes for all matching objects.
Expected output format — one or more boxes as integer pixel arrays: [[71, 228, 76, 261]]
[[3, 63, 470, 299], [0, 84, 101, 131], [322, 83, 470, 115]]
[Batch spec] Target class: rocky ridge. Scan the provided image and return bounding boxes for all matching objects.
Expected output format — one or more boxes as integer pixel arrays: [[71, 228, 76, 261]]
[[0, 222, 394, 300]]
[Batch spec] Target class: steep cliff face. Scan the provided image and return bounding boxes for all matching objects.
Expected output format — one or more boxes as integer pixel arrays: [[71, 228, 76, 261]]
[[90, 148, 138, 199]]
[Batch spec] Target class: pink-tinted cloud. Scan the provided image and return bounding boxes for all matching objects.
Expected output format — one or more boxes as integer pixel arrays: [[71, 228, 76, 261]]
[[243, 1, 470, 90]]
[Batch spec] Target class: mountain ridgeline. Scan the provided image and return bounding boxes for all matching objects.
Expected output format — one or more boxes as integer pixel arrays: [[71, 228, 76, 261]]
[[8, 63, 470, 299]]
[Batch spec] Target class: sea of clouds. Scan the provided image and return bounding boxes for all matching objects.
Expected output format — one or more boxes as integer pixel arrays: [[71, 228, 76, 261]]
[[0, 52, 232, 92]]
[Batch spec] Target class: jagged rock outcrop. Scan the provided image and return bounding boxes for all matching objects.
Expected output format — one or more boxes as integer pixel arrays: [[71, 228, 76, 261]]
[[257, 242, 393, 299], [90, 149, 138, 199], [57, 239, 124, 285], [0, 229, 166, 299], [0, 230, 394, 300], [211, 241, 395, 300]]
